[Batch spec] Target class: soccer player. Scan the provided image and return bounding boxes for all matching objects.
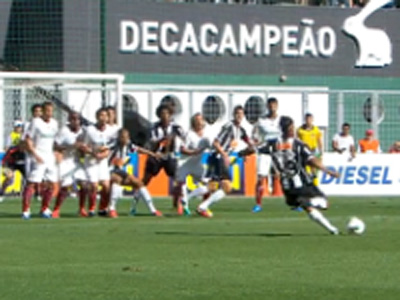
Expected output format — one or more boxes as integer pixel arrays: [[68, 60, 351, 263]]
[[358, 129, 381, 153], [332, 123, 356, 160], [142, 104, 185, 207], [22, 101, 59, 219], [252, 97, 283, 213], [176, 113, 211, 215], [0, 120, 24, 201], [197, 105, 253, 218], [108, 128, 162, 217], [51, 112, 85, 218], [79, 107, 113, 216], [297, 113, 323, 185], [271, 116, 340, 235]]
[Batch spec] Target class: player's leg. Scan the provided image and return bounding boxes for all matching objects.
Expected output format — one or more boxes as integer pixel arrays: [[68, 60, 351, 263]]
[[52, 161, 75, 218], [142, 156, 161, 186], [39, 157, 59, 217], [97, 159, 111, 215], [22, 161, 47, 219], [108, 171, 126, 218], [0, 167, 14, 200], [253, 154, 271, 212], [163, 157, 181, 212]]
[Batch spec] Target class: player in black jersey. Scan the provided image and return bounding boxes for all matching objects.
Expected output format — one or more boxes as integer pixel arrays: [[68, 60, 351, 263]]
[[270, 116, 340, 235]]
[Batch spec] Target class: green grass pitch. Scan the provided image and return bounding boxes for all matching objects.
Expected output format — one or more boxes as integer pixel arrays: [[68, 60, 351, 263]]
[[0, 196, 399, 300]]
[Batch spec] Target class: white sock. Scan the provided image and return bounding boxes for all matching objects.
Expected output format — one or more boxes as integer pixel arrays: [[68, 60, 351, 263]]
[[310, 197, 328, 210], [308, 208, 338, 234], [181, 184, 189, 209], [131, 191, 140, 211], [109, 184, 121, 211], [187, 185, 208, 203], [199, 189, 225, 211], [138, 187, 156, 213]]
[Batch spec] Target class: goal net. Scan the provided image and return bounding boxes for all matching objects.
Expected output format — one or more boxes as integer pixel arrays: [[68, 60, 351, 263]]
[[0, 72, 124, 149]]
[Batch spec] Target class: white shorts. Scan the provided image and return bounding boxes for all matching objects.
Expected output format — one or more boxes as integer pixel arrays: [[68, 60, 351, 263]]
[[257, 154, 272, 177], [177, 160, 206, 183], [59, 158, 82, 187], [85, 159, 110, 183], [28, 155, 58, 183]]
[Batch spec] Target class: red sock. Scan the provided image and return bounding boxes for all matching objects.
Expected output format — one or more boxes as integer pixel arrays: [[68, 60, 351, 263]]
[[88, 190, 97, 212], [79, 187, 87, 210], [41, 185, 53, 212], [22, 185, 34, 212], [54, 187, 68, 211], [202, 192, 211, 202], [256, 183, 264, 206], [98, 189, 109, 211]]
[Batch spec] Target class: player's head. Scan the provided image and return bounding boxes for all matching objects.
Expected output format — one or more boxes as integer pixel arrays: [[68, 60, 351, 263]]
[[31, 104, 42, 118], [161, 96, 176, 115], [365, 129, 374, 140], [156, 104, 172, 123], [13, 119, 23, 133], [68, 111, 81, 130], [106, 106, 117, 125], [42, 101, 54, 120], [267, 97, 278, 115], [233, 105, 244, 125], [280, 116, 295, 138], [191, 113, 204, 131], [342, 123, 351, 136], [118, 128, 130, 145], [305, 113, 313, 126], [96, 107, 109, 126]]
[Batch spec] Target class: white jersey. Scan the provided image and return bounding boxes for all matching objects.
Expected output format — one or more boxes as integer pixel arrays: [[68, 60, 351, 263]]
[[55, 126, 84, 160], [253, 115, 281, 144], [333, 133, 355, 154], [108, 124, 120, 142], [26, 117, 58, 157], [181, 130, 210, 165], [84, 124, 113, 165]]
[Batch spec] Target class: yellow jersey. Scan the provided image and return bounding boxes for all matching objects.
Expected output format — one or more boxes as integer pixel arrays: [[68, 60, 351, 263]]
[[9, 131, 22, 147], [297, 125, 321, 152]]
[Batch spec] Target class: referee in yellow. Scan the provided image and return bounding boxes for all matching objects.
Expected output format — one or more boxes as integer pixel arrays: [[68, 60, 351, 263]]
[[297, 113, 323, 186]]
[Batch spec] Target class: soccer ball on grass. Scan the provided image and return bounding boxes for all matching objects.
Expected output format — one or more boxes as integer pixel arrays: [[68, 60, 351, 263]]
[[347, 217, 366, 235]]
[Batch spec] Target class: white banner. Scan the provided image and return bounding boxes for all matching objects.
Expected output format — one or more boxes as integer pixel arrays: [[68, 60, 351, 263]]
[[318, 153, 400, 196]]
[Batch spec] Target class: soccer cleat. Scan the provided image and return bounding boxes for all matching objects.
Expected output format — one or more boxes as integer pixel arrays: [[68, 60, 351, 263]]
[[183, 207, 191, 216], [153, 210, 163, 217], [40, 208, 52, 219], [330, 227, 340, 235], [0, 196, 3, 203], [88, 210, 96, 217], [52, 210, 60, 219], [196, 208, 213, 218], [79, 209, 88, 217], [22, 211, 31, 220], [98, 210, 108, 217], [177, 202, 183, 216], [291, 206, 303, 212], [109, 210, 118, 218], [129, 208, 137, 216], [252, 204, 262, 213]]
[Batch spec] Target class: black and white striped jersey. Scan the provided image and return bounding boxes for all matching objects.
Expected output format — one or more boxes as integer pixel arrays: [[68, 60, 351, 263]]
[[270, 138, 315, 191], [214, 121, 250, 153], [108, 141, 138, 170], [149, 121, 185, 154]]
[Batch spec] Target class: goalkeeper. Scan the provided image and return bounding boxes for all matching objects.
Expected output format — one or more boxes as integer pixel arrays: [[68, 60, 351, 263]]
[[296, 113, 323, 186]]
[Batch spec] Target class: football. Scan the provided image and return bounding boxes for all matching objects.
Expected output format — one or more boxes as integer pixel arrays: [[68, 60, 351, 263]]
[[347, 217, 366, 235]]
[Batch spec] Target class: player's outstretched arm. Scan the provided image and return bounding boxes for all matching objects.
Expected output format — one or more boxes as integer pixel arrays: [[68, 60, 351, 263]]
[[308, 157, 339, 178], [137, 147, 162, 160]]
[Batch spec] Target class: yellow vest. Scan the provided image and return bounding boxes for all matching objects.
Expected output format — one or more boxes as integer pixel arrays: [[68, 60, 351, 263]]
[[9, 131, 22, 146], [297, 125, 321, 151]]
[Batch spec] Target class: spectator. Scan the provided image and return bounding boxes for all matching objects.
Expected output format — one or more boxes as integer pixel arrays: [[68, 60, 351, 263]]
[[388, 141, 400, 153], [5, 120, 23, 151], [332, 123, 356, 159], [358, 129, 381, 153]]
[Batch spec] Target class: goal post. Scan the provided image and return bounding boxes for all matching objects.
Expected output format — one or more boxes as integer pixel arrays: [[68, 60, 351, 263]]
[[0, 72, 124, 150]]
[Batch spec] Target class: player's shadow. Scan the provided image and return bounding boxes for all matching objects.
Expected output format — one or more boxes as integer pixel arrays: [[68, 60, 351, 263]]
[[155, 231, 296, 238]]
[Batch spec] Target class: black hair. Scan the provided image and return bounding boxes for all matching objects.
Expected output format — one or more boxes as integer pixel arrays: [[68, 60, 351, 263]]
[[31, 103, 42, 114], [342, 122, 351, 128], [279, 116, 294, 136], [106, 105, 116, 111], [267, 97, 278, 105], [96, 107, 108, 119], [156, 104, 173, 119], [233, 105, 244, 115], [305, 113, 313, 118]]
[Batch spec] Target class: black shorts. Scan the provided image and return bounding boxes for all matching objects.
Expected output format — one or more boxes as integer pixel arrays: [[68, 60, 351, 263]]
[[284, 185, 325, 207], [111, 169, 130, 181], [144, 156, 177, 179], [4, 163, 25, 177], [205, 153, 230, 181]]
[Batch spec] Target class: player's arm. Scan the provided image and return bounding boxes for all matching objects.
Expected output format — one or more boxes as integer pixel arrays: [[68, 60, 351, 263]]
[[24, 120, 43, 164], [308, 157, 339, 178], [317, 128, 324, 157], [136, 146, 162, 159], [332, 136, 343, 154], [350, 136, 356, 158]]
